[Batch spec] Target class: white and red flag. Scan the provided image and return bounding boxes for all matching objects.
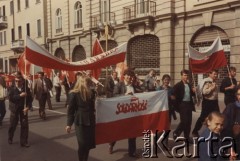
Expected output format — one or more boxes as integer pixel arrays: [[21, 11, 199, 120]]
[[92, 39, 104, 79], [188, 36, 227, 73], [95, 90, 169, 145], [25, 36, 126, 71], [18, 51, 31, 77]]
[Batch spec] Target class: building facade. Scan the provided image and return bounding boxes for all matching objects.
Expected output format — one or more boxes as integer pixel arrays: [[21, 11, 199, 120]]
[[0, 0, 47, 73], [0, 0, 240, 84]]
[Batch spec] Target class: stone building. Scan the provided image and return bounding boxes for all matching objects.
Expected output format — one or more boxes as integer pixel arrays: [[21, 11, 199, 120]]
[[0, 0, 240, 84], [0, 0, 48, 73]]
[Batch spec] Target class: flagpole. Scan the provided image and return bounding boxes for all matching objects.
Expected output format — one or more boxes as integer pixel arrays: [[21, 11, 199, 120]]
[[187, 43, 199, 106], [226, 65, 233, 85], [24, 49, 27, 115]]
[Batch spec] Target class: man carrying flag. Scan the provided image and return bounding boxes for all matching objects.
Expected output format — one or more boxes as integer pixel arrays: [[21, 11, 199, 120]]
[[192, 70, 220, 137]]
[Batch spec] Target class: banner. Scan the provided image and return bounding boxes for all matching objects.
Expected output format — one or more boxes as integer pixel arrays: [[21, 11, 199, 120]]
[[188, 37, 227, 73], [95, 91, 169, 145], [25, 36, 126, 71]]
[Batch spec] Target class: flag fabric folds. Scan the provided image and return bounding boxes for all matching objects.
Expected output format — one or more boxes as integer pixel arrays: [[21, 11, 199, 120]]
[[95, 91, 169, 145], [188, 37, 227, 73], [25, 36, 126, 71], [18, 51, 31, 77], [92, 39, 104, 79]]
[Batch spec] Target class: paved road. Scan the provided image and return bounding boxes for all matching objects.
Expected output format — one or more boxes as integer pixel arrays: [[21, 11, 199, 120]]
[[0, 93, 226, 161]]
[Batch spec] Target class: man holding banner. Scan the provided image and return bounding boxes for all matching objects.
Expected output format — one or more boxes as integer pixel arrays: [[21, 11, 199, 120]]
[[109, 69, 138, 157]]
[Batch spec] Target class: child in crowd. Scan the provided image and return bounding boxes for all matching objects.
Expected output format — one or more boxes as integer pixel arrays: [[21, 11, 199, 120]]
[[198, 111, 226, 161]]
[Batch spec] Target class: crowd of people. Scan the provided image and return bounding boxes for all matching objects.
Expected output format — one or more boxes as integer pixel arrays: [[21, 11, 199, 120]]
[[1, 66, 240, 161]]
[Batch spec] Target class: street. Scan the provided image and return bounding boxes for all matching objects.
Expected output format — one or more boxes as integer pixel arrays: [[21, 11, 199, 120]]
[[0, 93, 226, 161]]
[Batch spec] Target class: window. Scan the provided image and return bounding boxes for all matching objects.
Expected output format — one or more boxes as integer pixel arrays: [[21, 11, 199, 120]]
[[100, 0, 110, 22], [10, 1, 14, 15], [26, 23, 30, 36], [18, 26, 22, 39], [56, 8, 62, 33], [0, 32, 2, 45], [0, 32, 6, 45], [17, 0, 21, 11], [74, 1, 82, 29], [3, 31, 6, 45], [36, 0, 40, 3], [3, 6, 6, 16], [25, 0, 29, 8], [11, 28, 15, 41], [37, 19, 41, 37]]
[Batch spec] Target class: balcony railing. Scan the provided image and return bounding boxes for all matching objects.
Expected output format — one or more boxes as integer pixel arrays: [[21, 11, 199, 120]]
[[91, 12, 116, 29], [123, 1, 156, 21], [0, 16, 8, 29], [11, 40, 24, 52]]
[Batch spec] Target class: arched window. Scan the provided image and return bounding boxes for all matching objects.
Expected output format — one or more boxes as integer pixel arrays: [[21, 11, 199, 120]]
[[56, 8, 62, 33], [74, 1, 82, 29]]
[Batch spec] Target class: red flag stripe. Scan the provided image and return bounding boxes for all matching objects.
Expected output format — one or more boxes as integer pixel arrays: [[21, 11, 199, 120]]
[[96, 111, 169, 145], [189, 50, 227, 73]]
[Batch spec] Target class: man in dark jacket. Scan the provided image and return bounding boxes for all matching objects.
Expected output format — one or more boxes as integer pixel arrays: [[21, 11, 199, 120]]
[[172, 69, 195, 143], [44, 73, 53, 110], [220, 66, 237, 106], [8, 75, 31, 147]]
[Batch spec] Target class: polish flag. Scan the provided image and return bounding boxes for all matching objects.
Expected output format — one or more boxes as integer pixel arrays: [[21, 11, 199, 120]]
[[92, 39, 104, 79], [18, 51, 31, 77], [188, 37, 227, 73], [95, 91, 169, 144], [25, 36, 126, 71]]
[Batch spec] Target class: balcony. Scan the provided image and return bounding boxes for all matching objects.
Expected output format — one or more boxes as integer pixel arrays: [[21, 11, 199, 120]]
[[123, 1, 156, 21], [91, 12, 116, 29], [123, 1, 156, 32], [0, 16, 8, 30], [11, 40, 24, 53]]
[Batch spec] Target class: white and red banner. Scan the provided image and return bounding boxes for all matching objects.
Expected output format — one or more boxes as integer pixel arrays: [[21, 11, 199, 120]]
[[25, 36, 126, 71], [188, 36, 227, 73], [95, 90, 169, 145]]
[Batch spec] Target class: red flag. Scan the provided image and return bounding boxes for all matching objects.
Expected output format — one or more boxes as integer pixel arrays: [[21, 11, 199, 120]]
[[188, 37, 227, 73], [42, 67, 52, 78], [18, 51, 31, 77], [92, 39, 104, 79], [25, 36, 126, 71]]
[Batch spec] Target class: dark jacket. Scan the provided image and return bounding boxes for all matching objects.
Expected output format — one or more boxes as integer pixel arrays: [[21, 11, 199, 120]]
[[67, 91, 96, 127], [113, 81, 132, 95], [199, 128, 222, 161], [105, 75, 115, 98], [173, 81, 195, 112], [220, 77, 237, 105], [67, 90, 96, 150], [8, 84, 31, 112], [222, 102, 240, 138]]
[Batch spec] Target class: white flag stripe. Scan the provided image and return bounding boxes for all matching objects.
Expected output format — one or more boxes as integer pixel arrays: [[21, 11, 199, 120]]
[[188, 36, 224, 60]]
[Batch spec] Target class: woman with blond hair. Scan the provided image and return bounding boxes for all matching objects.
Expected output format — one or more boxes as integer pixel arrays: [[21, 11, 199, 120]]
[[65, 75, 96, 161]]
